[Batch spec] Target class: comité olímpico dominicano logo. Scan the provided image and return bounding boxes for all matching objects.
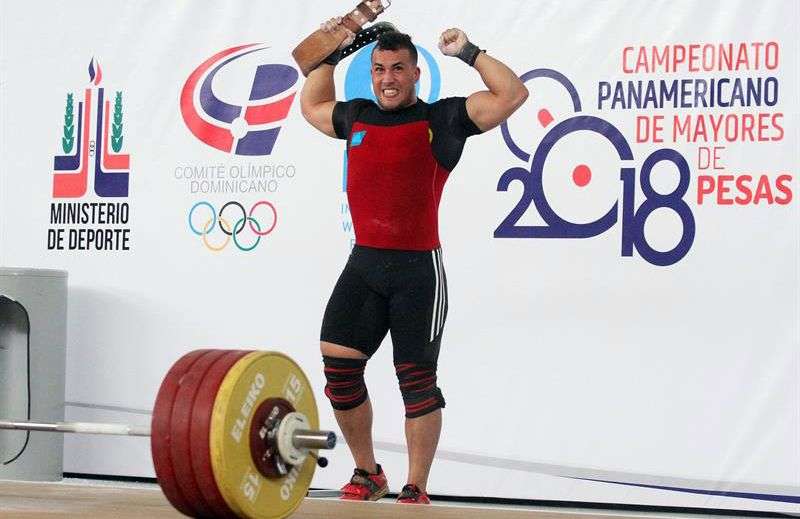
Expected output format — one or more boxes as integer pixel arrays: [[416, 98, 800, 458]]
[[177, 44, 301, 253], [180, 43, 298, 156], [49, 57, 132, 252]]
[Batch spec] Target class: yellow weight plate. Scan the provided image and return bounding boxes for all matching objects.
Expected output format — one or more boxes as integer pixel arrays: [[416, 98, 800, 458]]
[[210, 351, 318, 519]]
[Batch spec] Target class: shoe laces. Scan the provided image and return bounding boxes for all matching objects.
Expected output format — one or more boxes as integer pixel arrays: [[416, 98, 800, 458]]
[[342, 467, 381, 497], [398, 483, 424, 500]]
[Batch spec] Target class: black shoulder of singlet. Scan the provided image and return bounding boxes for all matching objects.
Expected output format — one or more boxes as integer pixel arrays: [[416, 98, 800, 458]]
[[333, 98, 429, 138], [429, 97, 482, 139], [332, 99, 374, 140], [429, 97, 482, 172], [351, 100, 431, 126]]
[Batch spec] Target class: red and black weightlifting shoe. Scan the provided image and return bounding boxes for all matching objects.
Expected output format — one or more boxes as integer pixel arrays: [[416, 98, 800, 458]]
[[340, 464, 389, 501], [396, 483, 431, 504]]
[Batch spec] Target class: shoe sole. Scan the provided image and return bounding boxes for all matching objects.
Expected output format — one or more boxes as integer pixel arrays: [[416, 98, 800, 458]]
[[368, 484, 389, 501], [339, 483, 389, 502]]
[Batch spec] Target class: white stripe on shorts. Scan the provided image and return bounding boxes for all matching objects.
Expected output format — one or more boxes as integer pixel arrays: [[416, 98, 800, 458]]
[[436, 248, 445, 336], [430, 249, 440, 342]]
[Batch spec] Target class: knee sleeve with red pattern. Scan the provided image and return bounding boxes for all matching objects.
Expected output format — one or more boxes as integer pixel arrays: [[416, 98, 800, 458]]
[[323, 356, 368, 411], [395, 362, 445, 418]]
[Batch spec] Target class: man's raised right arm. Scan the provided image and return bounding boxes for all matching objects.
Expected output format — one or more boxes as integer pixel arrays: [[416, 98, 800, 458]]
[[300, 18, 355, 138], [300, 63, 338, 138]]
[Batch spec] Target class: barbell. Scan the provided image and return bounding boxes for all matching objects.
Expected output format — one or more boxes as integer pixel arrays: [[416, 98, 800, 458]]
[[0, 349, 337, 519]]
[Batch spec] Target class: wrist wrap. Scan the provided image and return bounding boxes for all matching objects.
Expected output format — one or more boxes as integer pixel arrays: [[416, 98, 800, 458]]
[[457, 41, 482, 66]]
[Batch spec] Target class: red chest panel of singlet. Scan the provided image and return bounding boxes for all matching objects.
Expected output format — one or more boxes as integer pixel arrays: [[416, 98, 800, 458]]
[[346, 120, 448, 250]]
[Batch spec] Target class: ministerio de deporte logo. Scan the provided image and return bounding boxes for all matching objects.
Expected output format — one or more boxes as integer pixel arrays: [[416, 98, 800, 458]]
[[48, 57, 132, 253]]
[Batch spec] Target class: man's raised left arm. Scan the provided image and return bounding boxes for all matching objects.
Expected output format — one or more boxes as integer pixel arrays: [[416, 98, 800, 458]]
[[439, 28, 528, 132]]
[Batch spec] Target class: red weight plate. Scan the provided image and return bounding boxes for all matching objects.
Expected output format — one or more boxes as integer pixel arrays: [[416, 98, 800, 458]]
[[151, 349, 213, 517], [170, 349, 229, 518], [190, 349, 251, 518]]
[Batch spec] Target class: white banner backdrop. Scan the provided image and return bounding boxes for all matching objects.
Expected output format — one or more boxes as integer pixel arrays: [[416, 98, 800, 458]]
[[1, 0, 798, 513]]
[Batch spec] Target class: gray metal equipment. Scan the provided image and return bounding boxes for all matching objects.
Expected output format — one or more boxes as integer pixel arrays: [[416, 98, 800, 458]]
[[0, 268, 68, 481]]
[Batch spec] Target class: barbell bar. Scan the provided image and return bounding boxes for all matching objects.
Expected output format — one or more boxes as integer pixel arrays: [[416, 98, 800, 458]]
[[0, 419, 334, 450], [0, 420, 151, 436]]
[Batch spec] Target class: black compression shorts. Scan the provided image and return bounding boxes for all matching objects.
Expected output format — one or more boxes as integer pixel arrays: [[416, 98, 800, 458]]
[[320, 245, 448, 364]]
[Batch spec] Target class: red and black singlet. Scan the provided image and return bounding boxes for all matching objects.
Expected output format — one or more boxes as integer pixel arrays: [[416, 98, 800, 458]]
[[333, 98, 481, 250]]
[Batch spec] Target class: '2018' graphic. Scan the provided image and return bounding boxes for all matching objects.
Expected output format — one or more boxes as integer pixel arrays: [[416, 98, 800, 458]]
[[497, 69, 695, 267], [53, 58, 130, 198]]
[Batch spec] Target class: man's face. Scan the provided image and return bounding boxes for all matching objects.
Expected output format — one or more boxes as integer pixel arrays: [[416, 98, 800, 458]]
[[371, 48, 420, 111]]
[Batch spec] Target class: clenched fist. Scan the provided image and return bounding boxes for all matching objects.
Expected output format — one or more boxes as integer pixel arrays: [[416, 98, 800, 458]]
[[439, 28, 482, 66], [320, 17, 356, 49], [438, 28, 469, 56]]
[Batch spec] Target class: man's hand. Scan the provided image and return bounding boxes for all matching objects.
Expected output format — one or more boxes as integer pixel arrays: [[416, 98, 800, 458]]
[[438, 30, 527, 131], [320, 17, 355, 68], [438, 28, 469, 57], [439, 28, 483, 67], [322, 0, 383, 49], [301, 16, 354, 137], [320, 17, 356, 49], [300, 0, 383, 138]]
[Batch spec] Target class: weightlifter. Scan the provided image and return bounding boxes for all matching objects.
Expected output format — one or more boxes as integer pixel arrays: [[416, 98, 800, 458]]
[[300, 6, 528, 504]]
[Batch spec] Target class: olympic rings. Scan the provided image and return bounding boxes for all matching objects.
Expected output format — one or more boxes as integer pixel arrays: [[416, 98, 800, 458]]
[[249, 200, 277, 235], [218, 201, 246, 236], [232, 217, 261, 252], [188, 200, 277, 252], [202, 217, 231, 252], [189, 201, 216, 236]]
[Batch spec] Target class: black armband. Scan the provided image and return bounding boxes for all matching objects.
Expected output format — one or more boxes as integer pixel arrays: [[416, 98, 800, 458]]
[[457, 41, 483, 67]]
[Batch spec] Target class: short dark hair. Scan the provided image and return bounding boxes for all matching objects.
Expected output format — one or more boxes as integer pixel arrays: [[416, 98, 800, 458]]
[[372, 31, 418, 65]]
